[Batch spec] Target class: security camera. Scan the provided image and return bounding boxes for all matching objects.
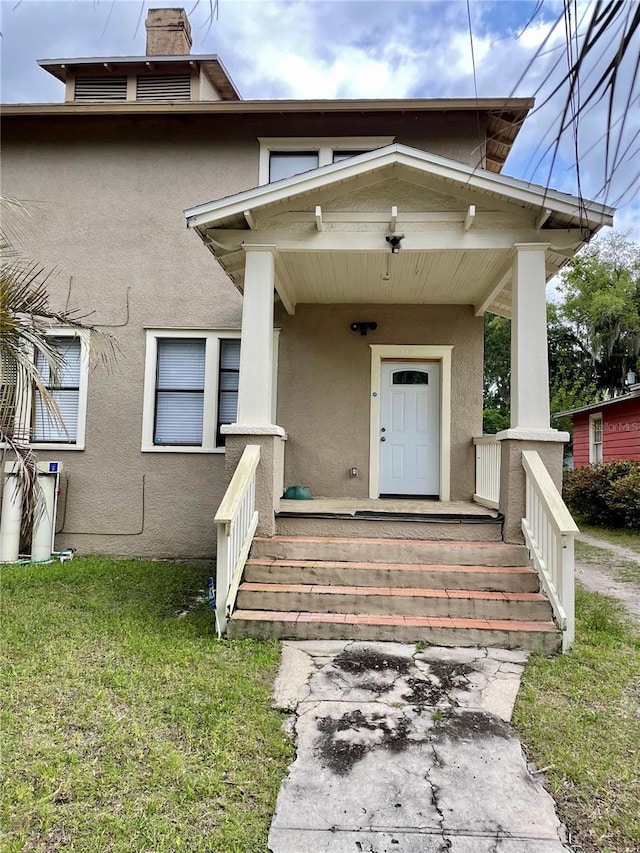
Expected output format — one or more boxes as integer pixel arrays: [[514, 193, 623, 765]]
[[385, 233, 405, 253]]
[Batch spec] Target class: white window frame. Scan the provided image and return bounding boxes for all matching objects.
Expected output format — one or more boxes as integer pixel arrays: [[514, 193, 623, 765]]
[[142, 329, 241, 453], [15, 328, 90, 451], [258, 137, 395, 185], [589, 412, 603, 464]]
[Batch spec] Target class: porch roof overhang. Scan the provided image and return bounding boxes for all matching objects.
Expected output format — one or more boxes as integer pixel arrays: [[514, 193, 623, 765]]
[[184, 144, 614, 318]]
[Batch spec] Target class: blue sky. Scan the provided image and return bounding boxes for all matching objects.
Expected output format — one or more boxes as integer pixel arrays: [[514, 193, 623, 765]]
[[1, 0, 638, 237]]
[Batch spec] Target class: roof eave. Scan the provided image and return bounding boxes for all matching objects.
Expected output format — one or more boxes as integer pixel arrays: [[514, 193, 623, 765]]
[[2, 96, 533, 115], [554, 389, 640, 418]]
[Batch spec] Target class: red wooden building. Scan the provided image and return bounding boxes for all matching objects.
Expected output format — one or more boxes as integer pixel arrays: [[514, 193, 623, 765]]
[[558, 384, 640, 467]]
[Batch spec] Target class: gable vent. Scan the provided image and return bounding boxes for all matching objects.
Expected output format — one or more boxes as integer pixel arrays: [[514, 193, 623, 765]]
[[74, 76, 127, 101], [136, 75, 191, 101]]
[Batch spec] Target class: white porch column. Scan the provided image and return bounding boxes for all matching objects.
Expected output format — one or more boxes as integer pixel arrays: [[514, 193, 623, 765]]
[[496, 243, 569, 543], [508, 243, 552, 434], [236, 245, 276, 425]]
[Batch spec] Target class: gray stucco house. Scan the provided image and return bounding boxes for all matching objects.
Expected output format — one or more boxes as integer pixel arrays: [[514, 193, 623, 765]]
[[1, 8, 614, 650]]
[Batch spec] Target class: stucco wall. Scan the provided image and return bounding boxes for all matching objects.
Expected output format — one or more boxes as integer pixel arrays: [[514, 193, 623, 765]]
[[2, 111, 487, 557], [2, 118, 252, 558], [275, 303, 484, 501]]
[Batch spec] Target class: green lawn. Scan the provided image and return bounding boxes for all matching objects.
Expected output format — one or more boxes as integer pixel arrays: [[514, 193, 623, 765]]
[[577, 523, 640, 556], [514, 587, 640, 853], [1, 557, 293, 853], [576, 539, 640, 585]]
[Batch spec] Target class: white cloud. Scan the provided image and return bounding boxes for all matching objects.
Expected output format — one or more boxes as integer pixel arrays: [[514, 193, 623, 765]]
[[0, 0, 637, 234]]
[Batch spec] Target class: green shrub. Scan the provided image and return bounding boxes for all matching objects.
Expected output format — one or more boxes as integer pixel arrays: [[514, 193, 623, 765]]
[[610, 468, 640, 531], [563, 461, 640, 530]]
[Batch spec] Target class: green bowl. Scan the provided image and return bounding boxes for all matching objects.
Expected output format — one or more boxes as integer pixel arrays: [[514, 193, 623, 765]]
[[283, 485, 313, 500]]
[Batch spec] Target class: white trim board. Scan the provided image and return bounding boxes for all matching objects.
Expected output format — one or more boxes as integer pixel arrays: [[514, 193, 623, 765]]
[[369, 345, 453, 501]]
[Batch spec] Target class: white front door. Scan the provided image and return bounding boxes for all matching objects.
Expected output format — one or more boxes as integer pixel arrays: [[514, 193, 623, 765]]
[[379, 361, 440, 496]]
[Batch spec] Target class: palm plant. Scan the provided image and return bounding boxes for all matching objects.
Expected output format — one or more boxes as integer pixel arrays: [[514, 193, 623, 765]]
[[0, 198, 114, 543]]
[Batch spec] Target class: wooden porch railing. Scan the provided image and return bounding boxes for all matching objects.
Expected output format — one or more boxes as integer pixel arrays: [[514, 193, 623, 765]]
[[521, 450, 578, 652], [473, 435, 501, 509], [213, 444, 260, 637]]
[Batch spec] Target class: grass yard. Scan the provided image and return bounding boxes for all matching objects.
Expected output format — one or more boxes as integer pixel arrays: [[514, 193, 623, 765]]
[[514, 587, 640, 853], [577, 523, 640, 556], [575, 539, 640, 585], [1, 557, 293, 853]]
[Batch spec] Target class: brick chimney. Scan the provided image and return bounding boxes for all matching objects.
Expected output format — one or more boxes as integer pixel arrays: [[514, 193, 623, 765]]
[[145, 8, 192, 56]]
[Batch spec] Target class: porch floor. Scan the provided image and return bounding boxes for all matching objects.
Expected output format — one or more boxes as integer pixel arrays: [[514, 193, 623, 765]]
[[277, 497, 498, 519]]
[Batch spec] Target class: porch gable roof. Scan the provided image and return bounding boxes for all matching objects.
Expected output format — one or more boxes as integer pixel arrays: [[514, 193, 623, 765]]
[[184, 144, 614, 318], [185, 144, 613, 230]]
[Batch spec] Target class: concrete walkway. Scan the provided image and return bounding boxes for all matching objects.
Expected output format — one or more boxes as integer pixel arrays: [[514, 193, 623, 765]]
[[269, 641, 571, 853]]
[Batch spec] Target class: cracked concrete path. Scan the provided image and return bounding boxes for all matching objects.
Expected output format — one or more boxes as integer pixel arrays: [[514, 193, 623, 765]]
[[269, 641, 571, 853]]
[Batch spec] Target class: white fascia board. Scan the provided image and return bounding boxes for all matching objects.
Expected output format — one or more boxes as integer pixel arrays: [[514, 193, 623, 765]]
[[185, 143, 614, 231]]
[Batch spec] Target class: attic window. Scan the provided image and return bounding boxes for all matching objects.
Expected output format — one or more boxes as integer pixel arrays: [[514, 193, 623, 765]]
[[258, 137, 395, 184], [74, 76, 127, 101], [269, 152, 319, 183], [136, 74, 191, 101]]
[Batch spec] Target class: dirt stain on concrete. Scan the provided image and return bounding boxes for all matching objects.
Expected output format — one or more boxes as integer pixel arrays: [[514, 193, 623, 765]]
[[315, 709, 412, 776], [403, 660, 471, 707], [332, 648, 413, 695], [434, 709, 512, 741]]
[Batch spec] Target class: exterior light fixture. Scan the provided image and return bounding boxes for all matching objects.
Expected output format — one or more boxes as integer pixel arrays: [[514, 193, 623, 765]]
[[350, 322, 378, 336], [625, 370, 637, 386], [385, 233, 405, 253]]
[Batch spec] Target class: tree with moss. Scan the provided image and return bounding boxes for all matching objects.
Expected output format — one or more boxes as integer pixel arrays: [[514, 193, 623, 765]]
[[557, 232, 640, 397]]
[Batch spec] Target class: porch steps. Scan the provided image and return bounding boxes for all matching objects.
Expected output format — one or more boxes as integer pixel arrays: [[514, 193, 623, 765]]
[[236, 583, 551, 621], [229, 610, 559, 652], [251, 535, 528, 567], [275, 514, 503, 542], [228, 536, 561, 652], [244, 558, 539, 592]]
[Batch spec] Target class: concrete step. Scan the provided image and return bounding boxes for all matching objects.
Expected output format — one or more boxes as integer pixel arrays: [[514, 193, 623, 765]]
[[252, 536, 529, 567], [228, 610, 560, 653], [275, 515, 503, 541], [236, 582, 552, 621], [245, 558, 539, 593]]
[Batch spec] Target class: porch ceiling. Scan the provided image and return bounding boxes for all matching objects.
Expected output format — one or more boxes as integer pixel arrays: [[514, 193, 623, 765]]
[[186, 145, 614, 318], [276, 249, 510, 305]]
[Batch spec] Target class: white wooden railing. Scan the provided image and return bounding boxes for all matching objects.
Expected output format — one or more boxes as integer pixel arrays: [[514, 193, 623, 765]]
[[521, 450, 578, 652], [473, 435, 501, 509], [214, 444, 260, 637]]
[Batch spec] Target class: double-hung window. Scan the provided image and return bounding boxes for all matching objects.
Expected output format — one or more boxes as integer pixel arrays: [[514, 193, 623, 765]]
[[30, 330, 89, 449], [154, 338, 206, 446], [259, 137, 394, 185], [142, 330, 241, 452], [589, 413, 603, 464]]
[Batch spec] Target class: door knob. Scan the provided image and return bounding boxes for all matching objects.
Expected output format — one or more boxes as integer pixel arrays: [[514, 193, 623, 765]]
[[380, 436, 386, 442]]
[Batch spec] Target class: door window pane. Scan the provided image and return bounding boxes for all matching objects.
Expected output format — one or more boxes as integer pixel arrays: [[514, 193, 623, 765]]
[[392, 370, 429, 385]]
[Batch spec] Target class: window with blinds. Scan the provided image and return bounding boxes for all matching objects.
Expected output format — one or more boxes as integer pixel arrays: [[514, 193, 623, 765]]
[[269, 151, 319, 182], [142, 330, 243, 452], [154, 338, 206, 446], [217, 339, 240, 445], [32, 337, 82, 443]]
